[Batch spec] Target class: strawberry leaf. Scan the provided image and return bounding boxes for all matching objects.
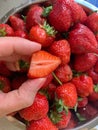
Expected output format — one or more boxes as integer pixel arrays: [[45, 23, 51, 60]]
[[42, 21, 57, 36], [0, 28, 7, 36], [0, 81, 4, 90], [76, 113, 86, 122], [78, 97, 83, 101], [42, 6, 53, 17], [19, 60, 30, 69], [94, 84, 98, 93]]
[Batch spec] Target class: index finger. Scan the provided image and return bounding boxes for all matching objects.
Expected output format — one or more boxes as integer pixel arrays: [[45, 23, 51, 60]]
[[0, 37, 41, 57]]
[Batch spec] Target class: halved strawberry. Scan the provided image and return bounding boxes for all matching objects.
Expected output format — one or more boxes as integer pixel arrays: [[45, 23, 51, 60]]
[[28, 50, 61, 78]]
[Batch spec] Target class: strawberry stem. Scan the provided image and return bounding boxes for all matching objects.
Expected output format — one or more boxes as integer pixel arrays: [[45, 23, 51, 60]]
[[52, 72, 62, 85]]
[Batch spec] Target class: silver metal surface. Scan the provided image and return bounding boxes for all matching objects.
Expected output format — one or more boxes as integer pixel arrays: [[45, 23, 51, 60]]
[[0, 0, 98, 129]]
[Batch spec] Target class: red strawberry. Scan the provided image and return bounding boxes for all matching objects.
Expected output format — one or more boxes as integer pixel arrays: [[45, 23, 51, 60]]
[[9, 15, 26, 31], [68, 23, 98, 54], [19, 93, 49, 121], [77, 104, 98, 120], [77, 97, 88, 108], [0, 76, 11, 93], [28, 50, 61, 78], [54, 64, 73, 83], [0, 61, 12, 77], [27, 116, 58, 130], [72, 75, 94, 97], [48, 0, 72, 32], [0, 24, 14, 36], [11, 74, 27, 90], [55, 82, 77, 108], [26, 5, 44, 30], [49, 40, 71, 65], [88, 85, 98, 101], [55, 110, 71, 129], [85, 12, 98, 33], [73, 53, 97, 72], [14, 30, 28, 39], [29, 22, 55, 47], [94, 60, 98, 73]]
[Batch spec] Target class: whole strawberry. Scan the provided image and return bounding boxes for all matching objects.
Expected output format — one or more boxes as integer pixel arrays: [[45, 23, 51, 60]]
[[54, 64, 73, 83], [26, 5, 44, 30], [0, 76, 11, 93], [55, 82, 77, 108], [0, 24, 14, 36], [85, 12, 98, 33], [68, 23, 98, 54], [9, 15, 26, 31], [49, 40, 71, 65], [72, 75, 94, 97], [19, 93, 49, 121], [27, 116, 58, 130], [73, 53, 97, 72]]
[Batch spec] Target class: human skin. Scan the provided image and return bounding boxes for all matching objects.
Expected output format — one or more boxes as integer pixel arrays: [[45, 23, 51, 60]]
[[0, 37, 46, 117]]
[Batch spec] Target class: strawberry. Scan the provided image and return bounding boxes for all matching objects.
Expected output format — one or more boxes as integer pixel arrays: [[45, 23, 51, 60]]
[[29, 22, 56, 47], [14, 30, 28, 39], [94, 60, 98, 73], [48, 0, 87, 32], [55, 82, 77, 108], [28, 50, 61, 78], [9, 15, 26, 31], [26, 5, 44, 30], [0, 61, 12, 77], [0, 24, 14, 36], [55, 110, 71, 129], [19, 93, 49, 121], [49, 40, 71, 65], [73, 53, 97, 72], [68, 23, 98, 54], [72, 75, 94, 97], [11, 74, 27, 90], [77, 97, 88, 108], [85, 12, 98, 33], [0, 76, 11, 93], [26, 116, 58, 130], [48, 0, 72, 32], [54, 64, 73, 83], [88, 85, 98, 101], [77, 104, 97, 121]]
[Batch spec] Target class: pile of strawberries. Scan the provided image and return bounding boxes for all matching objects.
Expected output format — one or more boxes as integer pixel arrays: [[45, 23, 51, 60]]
[[0, 0, 98, 129]]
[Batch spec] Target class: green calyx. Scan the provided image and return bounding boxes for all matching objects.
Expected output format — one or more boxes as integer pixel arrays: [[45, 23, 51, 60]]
[[42, 21, 57, 37], [0, 28, 7, 36], [0, 81, 5, 90], [76, 113, 86, 122], [94, 84, 98, 93], [42, 6, 53, 17], [19, 60, 30, 69]]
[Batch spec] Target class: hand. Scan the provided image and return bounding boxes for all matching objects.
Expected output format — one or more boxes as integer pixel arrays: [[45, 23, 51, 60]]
[[0, 37, 46, 117]]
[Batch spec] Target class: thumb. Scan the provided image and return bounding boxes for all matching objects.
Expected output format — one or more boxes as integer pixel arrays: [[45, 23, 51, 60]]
[[18, 77, 47, 107]]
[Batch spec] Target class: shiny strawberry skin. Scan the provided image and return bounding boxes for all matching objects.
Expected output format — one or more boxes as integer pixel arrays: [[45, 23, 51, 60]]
[[27, 116, 58, 130], [9, 15, 26, 31], [68, 23, 98, 54], [19, 93, 49, 121], [0, 24, 14, 36], [73, 53, 97, 72], [50, 40, 71, 65], [72, 75, 94, 97], [48, 0, 72, 32], [55, 83, 77, 108], [14, 30, 28, 39], [85, 12, 98, 33], [55, 64, 73, 83], [26, 5, 44, 30], [88, 91, 98, 101]]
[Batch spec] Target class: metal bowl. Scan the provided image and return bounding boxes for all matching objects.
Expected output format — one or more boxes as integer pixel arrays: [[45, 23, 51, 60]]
[[0, 0, 98, 130]]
